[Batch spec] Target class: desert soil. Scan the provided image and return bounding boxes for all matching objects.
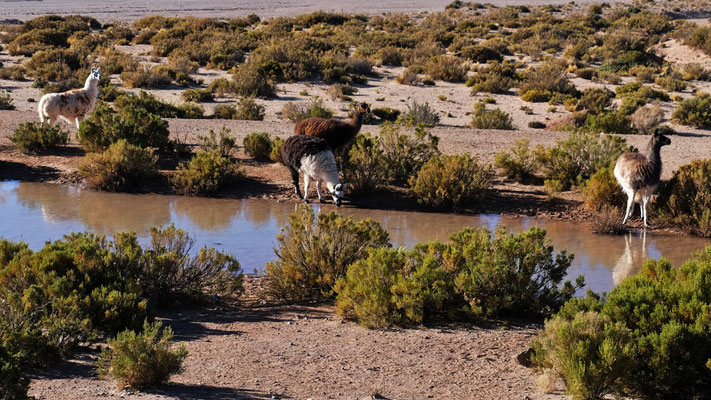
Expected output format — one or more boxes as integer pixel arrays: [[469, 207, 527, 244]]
[[28, 278, 564, 400]]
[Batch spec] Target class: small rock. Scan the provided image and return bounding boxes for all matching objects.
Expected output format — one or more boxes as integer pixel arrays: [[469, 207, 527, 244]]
[[27, 98, 36, 102], [516, 348, 534, 367]]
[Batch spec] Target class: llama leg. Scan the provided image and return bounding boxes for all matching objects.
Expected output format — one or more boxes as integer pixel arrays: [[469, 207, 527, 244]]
[[290, 170, 303, 199], [316, 179, 325, 203], [622, 191, 635, 224], [74, 117, 81, 129], [642, 195, 650, 227], [302, 175, 310, 202]]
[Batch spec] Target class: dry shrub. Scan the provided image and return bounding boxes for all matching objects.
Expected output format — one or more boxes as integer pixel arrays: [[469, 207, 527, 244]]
[[470, 102, 513, 130], [242, 132, 272, 161], [589, 206, 628, 235], [495, 139, 537, 183], [396, 69, 421, 86], [424, 55, 469, 82], [655, 159, 711, 237], [196, 126, 235, 158], [281, 97, 333, 122], [120, 66, 172, 88], [79, 140, 158, 192], [581, 168, 625, 212], [630, 104, 664, 135]]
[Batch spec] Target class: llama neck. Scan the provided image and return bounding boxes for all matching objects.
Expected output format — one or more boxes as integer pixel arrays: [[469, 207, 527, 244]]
[[84, 78, 98, 92], [643, 140, 663, 179], [350, 110, 364, 133]]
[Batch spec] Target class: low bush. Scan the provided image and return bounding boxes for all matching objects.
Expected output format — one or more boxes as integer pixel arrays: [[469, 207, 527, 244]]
[[581, 168, 625, 212], [655, 159, 711, 237], [398, 100, 440, 127], [534, 249, 711, 399], [270, 136, 284, 164], [0, 342, 30, 400], [181, 88, 214, 102], [336, 226, 581, 328], [396, 69, 421, 86], [171, 151, 241, 195], [213, 104, 239, 119], [78, 102, 173, 154], [281, 97, 333, 122], [177, 102, 204, 119], [326, 83, 356, 101], [466, 61, 517, 94], [519, 62, 577, 102], [98, 320, 187, 390], [578, 87, 614, 114], [11, 121, 69, 153], [424, 55, 468, 82], [0, 90, 15, 110], [655, 76, 686, 92], [264, 204, 391, 302], [589, 206, 628, 235], [231, 61, 276, 97], [470, 102, 513, 130], [615, 82, 669, 102], [533, 311, 633, 400], [139, 225, 243, 302], [196, 126, 235, 158], [378, 122, 439, 183], [79, 140, 158, 192], [672, 92, 711, 128], [409, 153, 493, 209], [243, 132, 273, 161], [682, 63, 711, 81], [208, 77, 238, 97], [580, 111, 634, 135], [233, 96, 265, 120], [630, 104, 664, 134], [494, 139, 537, 183], [113, 92, 182, 118], [120, 66, 172, 88], [574, 68, 596, 80], [534, 132, 631, 189], [461, 45, 502, 63], [341, 133, 387, 196], [371, 107, 400, 121]]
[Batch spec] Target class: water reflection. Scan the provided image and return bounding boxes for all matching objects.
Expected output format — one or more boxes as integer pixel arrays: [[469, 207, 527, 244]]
[[1, 180, 709, 293]]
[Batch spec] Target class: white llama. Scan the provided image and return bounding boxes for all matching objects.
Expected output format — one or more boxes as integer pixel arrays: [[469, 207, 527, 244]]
[[38, 67, 101, 129]]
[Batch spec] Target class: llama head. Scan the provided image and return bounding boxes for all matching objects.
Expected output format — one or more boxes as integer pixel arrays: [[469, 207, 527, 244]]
[[355, 102, 370, 116], [89, 67, 101, 82], [652, 129, 671, 148], [331, 183, 345, 207]]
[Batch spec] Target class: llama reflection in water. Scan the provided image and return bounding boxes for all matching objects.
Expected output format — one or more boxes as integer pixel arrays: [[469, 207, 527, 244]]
[[612, 230, 648, 287]]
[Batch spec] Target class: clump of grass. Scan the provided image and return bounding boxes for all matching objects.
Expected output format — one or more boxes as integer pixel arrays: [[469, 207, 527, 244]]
[[398, 100, 439, 127], [281, 97, 333, 122], [196, 126, 235, 158], [11, 122, 69, 153], [0, 90, 15, 110], [590, 206, 629, 235], [470, 102, 513, 130]]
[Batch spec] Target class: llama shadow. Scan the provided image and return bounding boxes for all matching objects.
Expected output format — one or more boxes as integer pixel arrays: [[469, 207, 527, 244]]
[[0, 159, 61, 182], [150, 383, 284, 399], [671, 131, 709, 138]]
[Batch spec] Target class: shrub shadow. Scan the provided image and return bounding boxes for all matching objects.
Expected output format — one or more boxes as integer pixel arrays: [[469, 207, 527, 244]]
[[150, 383, 285, 399], [0, 159, 61, 182]]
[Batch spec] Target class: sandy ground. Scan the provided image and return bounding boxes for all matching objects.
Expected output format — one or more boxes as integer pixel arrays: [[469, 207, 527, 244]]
[[0, 0, 634, 22], [27, 279, 565, 400]]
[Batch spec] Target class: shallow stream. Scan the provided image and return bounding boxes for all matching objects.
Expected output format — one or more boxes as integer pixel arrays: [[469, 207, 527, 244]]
[[1, 180, 707, 294]]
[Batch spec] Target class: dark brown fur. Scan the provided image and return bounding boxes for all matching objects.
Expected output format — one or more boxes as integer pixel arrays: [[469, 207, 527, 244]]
[[294, 102, 370, 151], [282, 135, 332, 198]]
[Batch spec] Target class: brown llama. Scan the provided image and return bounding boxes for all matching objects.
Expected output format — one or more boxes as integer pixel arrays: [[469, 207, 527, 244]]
[[294, 102, 370, 152]]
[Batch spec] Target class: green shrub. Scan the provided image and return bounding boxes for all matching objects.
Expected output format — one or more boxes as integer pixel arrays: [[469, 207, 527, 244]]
[[336, 226, 581, 327], [615, 82, 669, 102], [98, 320, 187, 390], [655, 159, 711, 237], [231, 60, 276, 97], [672, 92, 711, 128], [574, 68, 597, 80], [466, 61, 517, 94], [138, 225, 243, 303], [424, 55, 468, 82], [78, 102, 173, 154], [580, 111, 634, 135], [120, 66, 172, 88], [243, 132, 273, 161], [470, 102, 513, 130], [578, 87, 614, 114], [177, 102, 204, 119], [534, 132, 631, 189], [494, 139, 537, 183], [372, 107, 400, 121], [519, 62, 577, 101], [682, 63, 711, 81], [196, 126, 235, 158], [398, 100, 440, 127], [341, 133, 387, 196], [213, 104, 239, 119], [181, 88, 214, 102], [270, 136, 284, 164], [23, 48, 80, 81], [0, 65, 27, 81], [281, 97, 333, 122], [581, 168, 625, 212], [171, 151, 241, 195], [0, 342, 30, 400], [114, 91, 182, 118], [536, 251, 711, 399], [409, 154, 493, 209], [618, 96, 646, 116], [79, 140, 158, 192], [264, 204, 390, 302], [208, 77, 238, 97], [461, 45, 502, 63], [0, 90, 15, 110], [11, 121, 69, 153], [378, 122, 439, 183], [655, 76, 686, 92], [533, 311, 633, 400], [233, 96, 265, 120]]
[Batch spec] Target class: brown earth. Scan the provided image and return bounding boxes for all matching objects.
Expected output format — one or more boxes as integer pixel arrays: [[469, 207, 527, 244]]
[[28, 277, 565, 400]]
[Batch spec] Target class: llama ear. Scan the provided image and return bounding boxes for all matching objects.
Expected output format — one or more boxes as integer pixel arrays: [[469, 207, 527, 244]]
[[335, 183, 343, 191], [96, 66, 101, 73], [91, 67, 95, 73]]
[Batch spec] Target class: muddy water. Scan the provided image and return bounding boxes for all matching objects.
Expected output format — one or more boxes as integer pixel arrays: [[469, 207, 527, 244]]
[[1, 181, 708, 293]]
